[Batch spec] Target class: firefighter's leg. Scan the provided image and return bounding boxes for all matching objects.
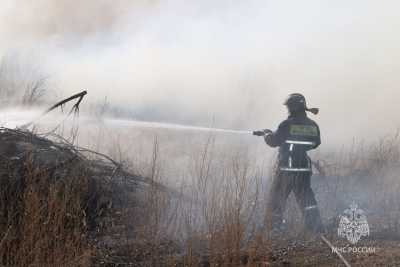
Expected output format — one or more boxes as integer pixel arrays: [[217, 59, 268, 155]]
[[266, 171, 293, 231], [293, 173, 323, 233]]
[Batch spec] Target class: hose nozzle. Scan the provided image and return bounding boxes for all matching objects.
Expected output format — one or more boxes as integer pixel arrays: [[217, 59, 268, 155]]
[[306, 108, 319, 115], [253, 129, 272, 136]]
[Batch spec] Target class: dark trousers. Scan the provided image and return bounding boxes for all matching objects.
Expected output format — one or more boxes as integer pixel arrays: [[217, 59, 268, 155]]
[[267, 171, 323, 233]]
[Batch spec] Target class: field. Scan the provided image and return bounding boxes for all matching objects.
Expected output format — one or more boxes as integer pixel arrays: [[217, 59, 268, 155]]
[[0, 103, 397, 266], [19, 118, 399, 266]]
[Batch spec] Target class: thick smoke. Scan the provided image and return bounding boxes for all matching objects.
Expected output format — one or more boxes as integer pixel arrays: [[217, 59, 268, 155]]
[[0, 0, 399, 144]]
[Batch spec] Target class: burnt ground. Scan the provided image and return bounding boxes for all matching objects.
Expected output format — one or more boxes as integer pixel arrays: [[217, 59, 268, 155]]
[[265, 235, 400, 267]]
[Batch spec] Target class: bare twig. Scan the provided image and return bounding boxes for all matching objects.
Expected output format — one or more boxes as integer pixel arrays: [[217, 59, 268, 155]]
[[21, 90, 87, 129]]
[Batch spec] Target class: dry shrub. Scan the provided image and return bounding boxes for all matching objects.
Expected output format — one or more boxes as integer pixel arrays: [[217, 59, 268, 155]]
[[168, 135, 269, 267], [0, 154, 92, 267], [0, 54, 50, 107]]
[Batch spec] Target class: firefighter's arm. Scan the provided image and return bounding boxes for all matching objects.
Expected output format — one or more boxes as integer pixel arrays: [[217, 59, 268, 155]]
[[264, 121, 288, 148], [303, 123, 321, 151]]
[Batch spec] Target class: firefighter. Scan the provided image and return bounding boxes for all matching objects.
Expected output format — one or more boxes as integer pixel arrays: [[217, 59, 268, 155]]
[[254, 93, 323, 233]]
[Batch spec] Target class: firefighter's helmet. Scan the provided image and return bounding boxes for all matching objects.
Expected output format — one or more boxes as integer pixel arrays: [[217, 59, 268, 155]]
[[284, 93, 307, 113]]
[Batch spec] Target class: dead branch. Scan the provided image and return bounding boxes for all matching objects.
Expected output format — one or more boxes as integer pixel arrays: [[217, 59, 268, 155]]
[[21, 90, 87, 129], [44, 90, 87, 115]]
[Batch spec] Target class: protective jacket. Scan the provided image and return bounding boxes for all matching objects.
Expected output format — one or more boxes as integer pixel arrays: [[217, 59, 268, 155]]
[[265, 111, 320, 172]]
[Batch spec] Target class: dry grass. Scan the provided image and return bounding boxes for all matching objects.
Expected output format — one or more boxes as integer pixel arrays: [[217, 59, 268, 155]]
[[132, 133, 270, 266], [0, 153, 92, 267], [2, 118, 400, 266], [124, 130, 400, 265]]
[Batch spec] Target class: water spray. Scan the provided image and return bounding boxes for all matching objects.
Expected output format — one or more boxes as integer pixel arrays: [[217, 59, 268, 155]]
[[105, 118, 256, 135]]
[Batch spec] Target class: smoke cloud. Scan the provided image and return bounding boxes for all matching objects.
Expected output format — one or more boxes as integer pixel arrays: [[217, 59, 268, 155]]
[[0, 0, 399, 144]]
